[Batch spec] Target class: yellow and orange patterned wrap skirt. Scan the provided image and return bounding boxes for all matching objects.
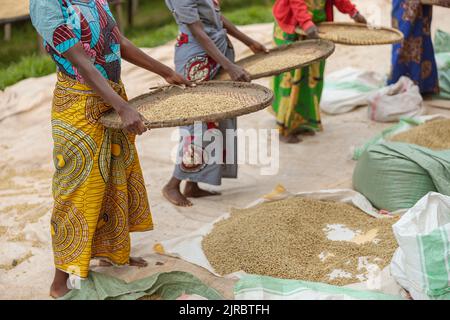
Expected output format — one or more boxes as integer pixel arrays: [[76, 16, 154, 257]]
[[51, 73, 153, 278]]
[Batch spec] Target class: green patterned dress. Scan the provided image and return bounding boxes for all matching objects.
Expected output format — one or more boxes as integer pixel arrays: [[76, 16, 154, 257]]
[[272, 0, 327, 135]]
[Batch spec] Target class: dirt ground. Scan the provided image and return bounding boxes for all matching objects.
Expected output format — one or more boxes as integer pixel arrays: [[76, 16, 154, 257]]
[[1, 0, 450, 299]]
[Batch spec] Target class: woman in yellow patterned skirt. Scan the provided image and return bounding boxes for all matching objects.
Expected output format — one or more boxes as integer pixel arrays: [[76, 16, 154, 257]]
[[30, 0, 190, 298]]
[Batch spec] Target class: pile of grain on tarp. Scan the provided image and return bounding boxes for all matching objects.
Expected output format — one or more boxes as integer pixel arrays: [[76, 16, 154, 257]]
[[202, 197, 397, 286], [389, 119, 450, 150]]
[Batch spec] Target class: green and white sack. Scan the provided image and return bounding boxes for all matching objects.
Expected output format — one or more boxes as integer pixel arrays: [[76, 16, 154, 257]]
[[434, 29, 450, 100], [435, 52, 450, 100], [390, 192, 450, 300], [321, 67, 384, 114], [353, 142, 450, 212], [234, 274, 402, 300]]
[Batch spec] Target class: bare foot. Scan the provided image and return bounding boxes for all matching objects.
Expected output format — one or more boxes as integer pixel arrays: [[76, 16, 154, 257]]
[[50, 269, 70, 299], [280, 134, 302, 144], [129, 257, 148, 267], [184, 182, 220, 198], [422, 93, 434, 101], [162, 183, 192, 207], [99, 257, 148, 268], [297, 128, 316, 136]]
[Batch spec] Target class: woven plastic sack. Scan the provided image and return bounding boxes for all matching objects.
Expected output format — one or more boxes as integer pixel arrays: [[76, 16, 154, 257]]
[[434, 29, 450, 54], [436, 53, 450, 100], [60, 271, 223, 300], [321, 67, 384, 114], [433, 30, 450, 100], [367, 76, 423, 122], [234, 274, 402, 300], [390, 192, 450, 300], [352, 115, 443, 160], [353, 142, 450, 212]]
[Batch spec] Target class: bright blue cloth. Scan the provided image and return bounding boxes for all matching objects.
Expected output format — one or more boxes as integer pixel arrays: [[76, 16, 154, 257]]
[[388, 1, 439, 94], [30, 0, 122, 83]]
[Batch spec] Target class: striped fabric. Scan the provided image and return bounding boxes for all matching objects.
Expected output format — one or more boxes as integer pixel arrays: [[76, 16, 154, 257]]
[[30, 0, 122, 83]]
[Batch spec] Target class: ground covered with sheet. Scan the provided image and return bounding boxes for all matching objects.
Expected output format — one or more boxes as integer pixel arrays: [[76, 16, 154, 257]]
[[1, 0, 450, 299]]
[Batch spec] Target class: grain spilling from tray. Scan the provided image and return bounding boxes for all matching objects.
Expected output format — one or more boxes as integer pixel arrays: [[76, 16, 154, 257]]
[[202, 197, 398, 286], [389, 119, 450, 150]]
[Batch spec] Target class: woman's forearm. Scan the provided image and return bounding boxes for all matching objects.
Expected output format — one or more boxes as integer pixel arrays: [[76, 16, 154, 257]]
[[64, 44, 128, 113], [187, 21, 233, 70], [120, 36, 173, 78], [222, 16, 254, 47]]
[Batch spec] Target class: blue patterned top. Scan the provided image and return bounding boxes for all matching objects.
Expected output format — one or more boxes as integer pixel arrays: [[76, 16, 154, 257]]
[[30, 0, 122, 83]]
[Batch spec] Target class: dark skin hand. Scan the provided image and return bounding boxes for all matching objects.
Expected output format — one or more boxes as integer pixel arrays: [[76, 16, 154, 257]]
[[305, 25, 320, 39], [352, 12, 367, 24], [305, 12, 367, 39], [62, 36, 190, 135]]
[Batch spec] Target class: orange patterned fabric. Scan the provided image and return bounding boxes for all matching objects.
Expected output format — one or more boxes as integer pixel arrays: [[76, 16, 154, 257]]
[[50, 73, 153, 278]]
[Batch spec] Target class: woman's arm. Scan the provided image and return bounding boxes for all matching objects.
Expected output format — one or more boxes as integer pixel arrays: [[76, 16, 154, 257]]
[[64, 43, 147, 135], [334, 0, 367, 23], [289, 0, 319, 38], [290, 0, 315, 31], [120, 35, 191, 85], [221, 17, 268, 54], [187, 20, 251, 82]]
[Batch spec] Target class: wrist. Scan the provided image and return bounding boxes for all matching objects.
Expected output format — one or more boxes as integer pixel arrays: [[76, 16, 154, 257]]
[[350, 10, 359, 18], [302, 21, 315, 32], [160, 66, 175, 79], [116, 102, 129, 115], [222, 60, 234, 70]]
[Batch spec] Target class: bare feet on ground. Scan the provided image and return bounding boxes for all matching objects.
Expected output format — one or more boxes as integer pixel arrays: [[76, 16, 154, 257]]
[[99, 257, 148, 267], [162, 182, 193, 207], [50, 269, 70, 299], [297, 128, 316, 136], [183, 181, 220, 198], [280, 133, 302, 144]]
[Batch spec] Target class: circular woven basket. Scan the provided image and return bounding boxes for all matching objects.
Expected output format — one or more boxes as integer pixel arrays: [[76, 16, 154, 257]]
[[100, 81, 274, 129], [421, 0, 450, 7], [216, 39, 334, 80], [296, 22, 404, 45]]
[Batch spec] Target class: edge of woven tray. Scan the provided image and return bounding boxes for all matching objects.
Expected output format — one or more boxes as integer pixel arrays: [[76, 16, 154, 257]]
[[99, 81, 274, 129], [217, 39, 335, 80], [296, 22, 404, 46], [420, 0, 450, 6]]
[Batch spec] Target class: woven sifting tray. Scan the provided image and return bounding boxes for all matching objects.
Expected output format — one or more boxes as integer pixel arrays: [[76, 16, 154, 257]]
[[216, 39, 335, 80], [100, 81, 274, 129], [296, 22, 404, 45], [421, 0, 450, 7]]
